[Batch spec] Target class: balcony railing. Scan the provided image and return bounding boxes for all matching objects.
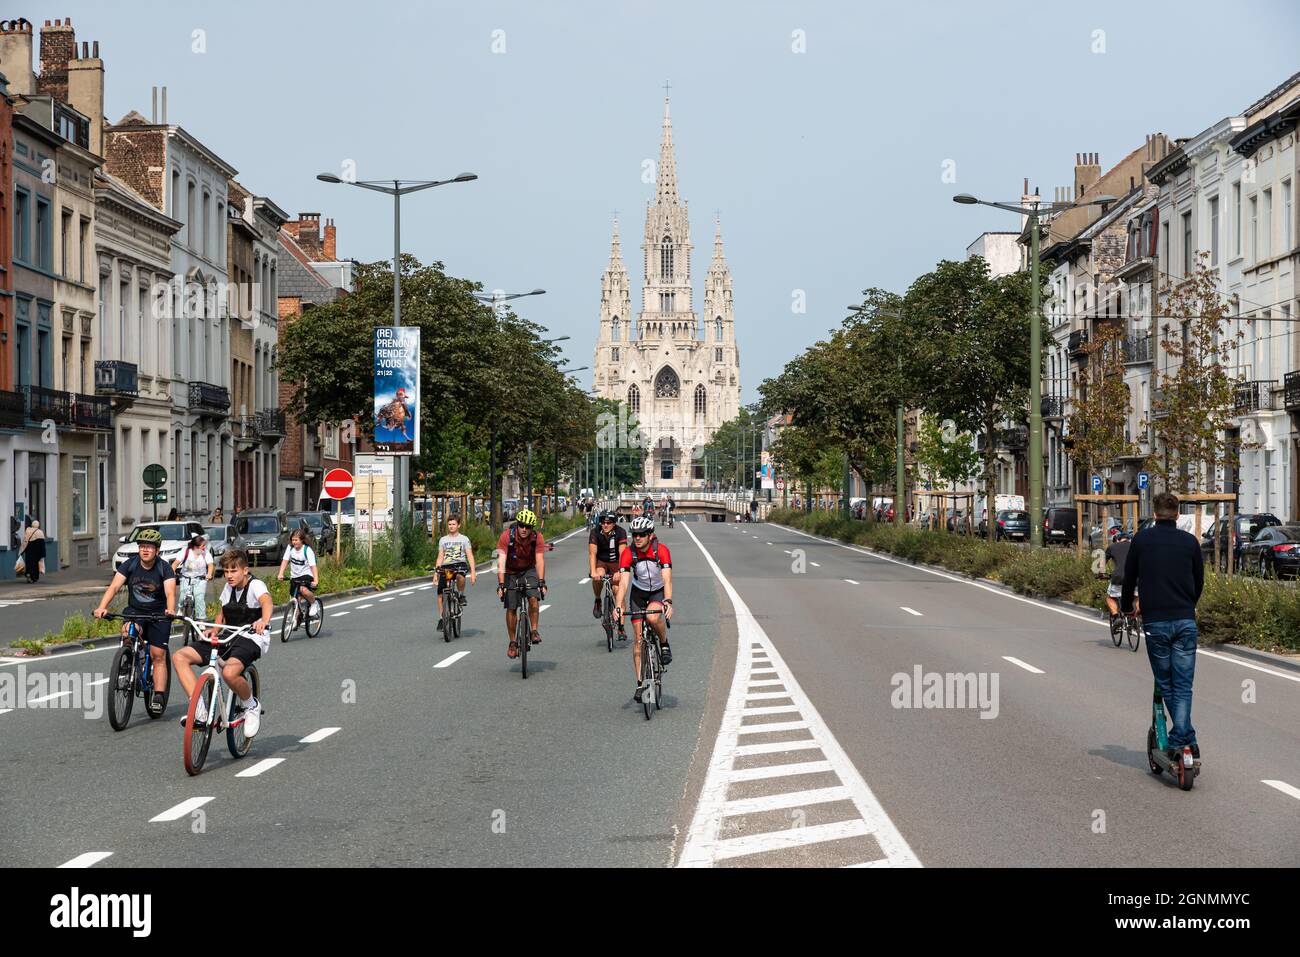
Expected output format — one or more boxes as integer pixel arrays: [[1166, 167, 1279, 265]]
[[27, 385, 72, 426], [976, 427, 1029, 452], [0, 388, 25, 429], [257, 408, 286, 437], [72, 393, 112, 430], [1122, 334, 1153, 365], [1151, 387, 1169, 418], [188, 381, 231, 416], [1234, 379, 1277, 415], [1286, 371, 1300, 411], [94, 360, 139, 397], [1068, 329, 1089, 358], [1041, 395, 1065, 419], [235, 415, 261, 443]]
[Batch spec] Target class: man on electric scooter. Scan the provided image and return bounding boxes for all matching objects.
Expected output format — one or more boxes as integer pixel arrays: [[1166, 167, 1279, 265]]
[[1120, 491, 1203, 766]]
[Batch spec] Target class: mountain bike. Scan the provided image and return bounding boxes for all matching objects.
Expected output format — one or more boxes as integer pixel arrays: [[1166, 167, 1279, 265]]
[[177, 617, 263, 776], [280, 580, 323, 642], [437, 565, 464, 642], [103, 612, 172, 730]]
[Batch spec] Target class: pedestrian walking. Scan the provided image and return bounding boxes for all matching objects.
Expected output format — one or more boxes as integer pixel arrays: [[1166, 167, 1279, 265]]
[[211, 507, 224, 524], [1121, 491, 1204, 764], [166, 507, 179, 521], [17, 519, 46, 583]]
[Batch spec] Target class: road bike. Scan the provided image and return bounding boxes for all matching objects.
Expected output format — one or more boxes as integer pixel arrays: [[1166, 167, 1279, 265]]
[[103, 612, 172, 730], [437, 565, 465, 642], [177, 617, 263, 776], [624, 606, 668, 720], [1109, 610, 1141, 652], [597, 572, 625, 653], [503, 576, 541, 679], [280, 580, 323, 642]]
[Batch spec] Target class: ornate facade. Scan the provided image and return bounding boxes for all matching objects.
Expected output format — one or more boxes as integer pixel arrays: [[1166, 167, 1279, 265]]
[[592, 98, 741, 487]]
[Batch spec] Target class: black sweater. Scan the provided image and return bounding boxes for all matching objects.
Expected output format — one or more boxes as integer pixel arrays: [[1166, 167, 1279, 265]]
[[1120, 519, 1203, 622]]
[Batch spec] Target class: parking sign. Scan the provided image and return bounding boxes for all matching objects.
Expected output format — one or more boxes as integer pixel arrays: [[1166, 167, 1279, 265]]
[[1137, 471, 1149, 491], [1091, 475, 1102, 493]]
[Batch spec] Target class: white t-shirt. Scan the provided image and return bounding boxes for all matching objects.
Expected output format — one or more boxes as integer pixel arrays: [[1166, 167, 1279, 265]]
[[219, 578, 271, 653], [179, 547, 211, 578], [283, 544, 317, 579]]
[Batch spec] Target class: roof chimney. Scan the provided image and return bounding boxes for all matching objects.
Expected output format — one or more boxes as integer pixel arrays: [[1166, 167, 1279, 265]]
[[297, 213, 322, 257], [36, 16, 75, 102], [323, 219, 337, 261], [68, 33, 104, 155], [0, 17, 36, 95], [1075, 151, 1101, 199]]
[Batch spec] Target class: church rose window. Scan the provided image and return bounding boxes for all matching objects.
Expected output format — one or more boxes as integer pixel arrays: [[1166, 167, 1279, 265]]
[[655, 366, 680, 398]]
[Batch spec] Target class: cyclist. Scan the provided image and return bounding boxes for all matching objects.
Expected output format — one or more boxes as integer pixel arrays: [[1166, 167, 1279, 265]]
[[1104, 529, 1137, 622], [276, 527, 319, 620], [614, 515, 673, 703], [93, 527, 177, 713], [172, 533, 214, 619], [666, 493, 676, 527], [589, 509, 628, 630], [495, 508, 546, 659], [435, 515, 476, 632], [173, 549, 272, 736], [642, 493, 654, 519]]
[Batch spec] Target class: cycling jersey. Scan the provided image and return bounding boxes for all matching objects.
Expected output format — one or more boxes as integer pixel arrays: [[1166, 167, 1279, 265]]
[[589, 523, 627, 564], [619, 537, 671, 591], [498, 524, 545, 573], [282, 544, 317, 579]]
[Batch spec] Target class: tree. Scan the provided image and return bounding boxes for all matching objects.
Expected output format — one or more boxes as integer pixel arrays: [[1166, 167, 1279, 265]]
[[703, 406, 767, 491], [1148, 255, 1247, 494], [1066, 321, 1135, 495], [914, 413, 979, 494], [902, 256, 1044, 540]]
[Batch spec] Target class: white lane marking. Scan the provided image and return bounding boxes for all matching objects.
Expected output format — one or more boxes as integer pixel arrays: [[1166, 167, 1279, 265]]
[[417, 585, 433, 591], [1262, 779, 1300, 801], [357, 604, 373, 610], [300, 727, 341, 744], [236, 758, 285, 778], [435, 651, 471, 669], [540, 604, 551, 613], [781, 522, 1300, 687], [333, 611, 350, 617], [0, 708, 12, 716], [783, 549, 791, 554], [723, 785, 849, 815], [750, 668, 778, 677], [727, 760, 834, 782], [555, 527, 586, 544], [737, 720, 809, 734], [86, 677, 109, 687], [28, 690, 73, 704], [379, 597, 395, 603], [678, 521, 920, 869], [713, 819, 871, 861], [900, 606, 923, 617], [733, 739, 822, 757], [844, 579, 859, 585], [150, 796, 214, 822], [766, 542, 773, 546], [1002, 656, 1045, 674], [810, 562, 820, 567], [748, 679, 786, 688], [58, 851, 113, 868], [741, 705, 801, 717], [745, 691, 793, 701], [844, 858, 893, 868], [579, 577, 591, 584], [399, 590, 416, 596]]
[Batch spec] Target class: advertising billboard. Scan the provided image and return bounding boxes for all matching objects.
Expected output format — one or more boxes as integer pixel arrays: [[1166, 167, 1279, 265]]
[[373, 327, 419, 456]]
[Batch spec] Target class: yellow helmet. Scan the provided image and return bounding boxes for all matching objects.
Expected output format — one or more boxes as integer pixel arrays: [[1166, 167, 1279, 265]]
[[515, 508, 538, 529]]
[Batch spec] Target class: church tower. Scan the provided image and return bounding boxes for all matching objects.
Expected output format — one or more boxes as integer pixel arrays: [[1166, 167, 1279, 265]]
[[638, 98, 694, 341], [702, 216, 741, 423], [598, 216, 631, 363]]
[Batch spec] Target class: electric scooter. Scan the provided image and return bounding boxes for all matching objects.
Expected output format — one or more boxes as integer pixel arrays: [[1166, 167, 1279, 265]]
[[1145, 687, 1199, 790]]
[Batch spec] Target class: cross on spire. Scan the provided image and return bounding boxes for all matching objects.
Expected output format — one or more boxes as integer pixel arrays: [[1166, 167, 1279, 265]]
[[662, 79, 671, 98]]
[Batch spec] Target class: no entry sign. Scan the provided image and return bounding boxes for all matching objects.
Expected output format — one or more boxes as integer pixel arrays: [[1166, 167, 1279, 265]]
[[323, 468, 354, 499]]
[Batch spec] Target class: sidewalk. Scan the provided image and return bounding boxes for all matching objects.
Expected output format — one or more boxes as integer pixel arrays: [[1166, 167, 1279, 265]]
[[0, 563, 113, 600]]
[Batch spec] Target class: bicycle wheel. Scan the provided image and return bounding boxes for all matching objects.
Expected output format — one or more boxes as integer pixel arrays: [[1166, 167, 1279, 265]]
[[442, 596, 454, 643], [654, 641, 663, 711], [107, 643, 135, 731], [603, 589, 614, 653], [452, 606, 462, 640], [227, 664, 260, 758], [305, 599, 324, 638], [181, 596, 195, 646], [1109, 615, 1123, 647], [144, 653, 171, 719], [1127, 617, 1141, 652], [642, 642, 654, 720], [280, 604, 295, 643], [183, 672, 217, 776], [518, 610, 530, 680]]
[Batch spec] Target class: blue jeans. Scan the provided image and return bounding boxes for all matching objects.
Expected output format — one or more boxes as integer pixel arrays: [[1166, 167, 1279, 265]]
[[1143, 618, 1198, 750]]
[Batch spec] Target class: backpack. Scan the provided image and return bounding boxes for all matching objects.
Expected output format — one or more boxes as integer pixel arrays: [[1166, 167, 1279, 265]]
[[507, 524, 539, 567]]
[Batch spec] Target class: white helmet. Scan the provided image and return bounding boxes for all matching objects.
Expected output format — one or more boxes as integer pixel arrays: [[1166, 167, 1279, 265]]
[[630, 516, 655, 535]]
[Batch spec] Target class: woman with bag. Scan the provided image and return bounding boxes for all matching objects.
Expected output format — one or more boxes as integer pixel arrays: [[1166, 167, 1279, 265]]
[[18, 520, 46, 583]]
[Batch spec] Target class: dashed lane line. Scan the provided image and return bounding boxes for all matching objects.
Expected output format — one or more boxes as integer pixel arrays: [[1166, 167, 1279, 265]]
[[236, 758, 285, 778], [357, 604, 373, 610], [150, 796, 214, 822], [1262, 780, 1300, 801], [677, 522, 920, 869], [844, 579, 859, 585], [900, 606, 923, 617], [1002, 656, 1045, 675], [299, 727, 341, 744], [58, 852, 113, 868], [435, 651, 471, 669]]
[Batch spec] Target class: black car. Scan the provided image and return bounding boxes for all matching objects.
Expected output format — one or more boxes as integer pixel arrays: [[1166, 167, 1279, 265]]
[[1239, 524, 1300, 579], [287, 511, 336, 555], [1201, 512, 1281, 571], [1043, 506, 1078, 545]]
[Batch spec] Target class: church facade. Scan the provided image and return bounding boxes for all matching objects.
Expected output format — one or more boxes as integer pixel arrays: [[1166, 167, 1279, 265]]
[[592, 99, 741, 488]]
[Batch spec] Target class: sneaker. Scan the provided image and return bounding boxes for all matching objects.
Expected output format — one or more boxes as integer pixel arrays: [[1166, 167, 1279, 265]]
[[458, 592, 468, 607], [151, 690, 166, 712], [437, 619, 445, 632], [507, 640, 519, 659], [241, 698, 261, 738], [659, 641, 672, 666], [180, 696, 209, 727], [633, 685, 644, 703], [593, 599, 602, 619], [309, 603, 320, 618]]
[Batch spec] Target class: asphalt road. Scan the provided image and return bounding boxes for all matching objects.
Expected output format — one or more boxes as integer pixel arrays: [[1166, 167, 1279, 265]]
[[3, 517, 1297, 868]]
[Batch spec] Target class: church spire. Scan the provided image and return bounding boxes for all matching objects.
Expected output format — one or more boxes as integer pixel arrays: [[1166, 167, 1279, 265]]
[[656, 95, 680, 207], [711, 215, 726, 264], [609, 214, 622, 263]]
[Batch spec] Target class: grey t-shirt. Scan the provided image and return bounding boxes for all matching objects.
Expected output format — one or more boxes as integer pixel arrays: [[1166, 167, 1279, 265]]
[[439, 533, 472, 565]]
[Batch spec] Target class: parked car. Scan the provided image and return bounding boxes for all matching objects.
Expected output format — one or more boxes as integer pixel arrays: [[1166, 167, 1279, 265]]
[[232, 509, 290, 565], [113, 521, 206, 569], [203, 523, 236, 561], [1087, 517, 1131, 550], [991, 509, 1030, 541], [1239, 524, 1300, 579], [1201, 512, 1281, 571], [287, 511, 336, 554], [1043, 506, 1079, 545]]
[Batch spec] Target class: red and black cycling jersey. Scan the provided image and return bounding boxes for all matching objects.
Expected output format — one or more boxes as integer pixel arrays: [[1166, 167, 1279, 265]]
[[619, 537, 671, 591], [588, 522, 627, 564]]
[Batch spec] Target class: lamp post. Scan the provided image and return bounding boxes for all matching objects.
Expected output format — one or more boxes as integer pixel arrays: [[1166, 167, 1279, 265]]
[[953, 191, 1115, 545], [469, 289, 547, 529], [317, 170, 477, 561]]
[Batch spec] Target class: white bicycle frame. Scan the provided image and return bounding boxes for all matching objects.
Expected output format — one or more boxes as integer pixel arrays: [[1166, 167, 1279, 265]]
[[178, 617, 258, 729], [178, 576, 208, 615]]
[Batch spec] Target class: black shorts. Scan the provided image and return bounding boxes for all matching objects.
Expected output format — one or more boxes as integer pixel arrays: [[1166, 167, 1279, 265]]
[[593, 559, 620, 580], [127, 613, 172, 650], [191, 635, 261, 670], [502, 568, 539, 610], [437, 562, 469, 593], [629, 586, 665, 621], [290, 575, 315, 595]]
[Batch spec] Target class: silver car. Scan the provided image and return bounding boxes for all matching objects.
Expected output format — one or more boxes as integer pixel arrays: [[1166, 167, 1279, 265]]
[[231, 510, 289, 565]]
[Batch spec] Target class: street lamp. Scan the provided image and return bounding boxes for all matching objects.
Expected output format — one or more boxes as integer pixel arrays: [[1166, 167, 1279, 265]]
[[317, 170, 477, 563], [469, 288, 546, 530], [953, 190, 1116, 545]]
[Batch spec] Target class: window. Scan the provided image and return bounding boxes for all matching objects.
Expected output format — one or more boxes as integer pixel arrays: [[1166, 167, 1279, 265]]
[[1182, 211, 1192, 275], [660, 237, 673, 280], [119, 280, 129, 362], [187, 181, 196, 249], [627, 384, 640, 415], [1160, 221, 1169, 277], [715, 347, 723, 363], [1249, 196, 1258, 262], [659, 292, 673, 313], [714, 317, 722, 340], [202, 190, 211, 257], [1233, 182, 1242, 256], [36, 197, 51, 269], [61, 209, 72, 277], [14, 189, 29, 262], [72, 458, 89, 535], [1262, 188, 1272, 259], [694, 384, 706, 419], [79, 218, 89, 283], [611, 316, 620, 341], [323, 424, 339, 458], [1208, 196, 1219, 266], [654, 366, 680, 398], [1284, 180, 1294, 251], [171, 168, 180, 218], [611, 347, 619, 362]]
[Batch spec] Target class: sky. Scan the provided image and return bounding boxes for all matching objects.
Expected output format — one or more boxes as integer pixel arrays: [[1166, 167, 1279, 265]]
[[32, 0, 1300, 402]]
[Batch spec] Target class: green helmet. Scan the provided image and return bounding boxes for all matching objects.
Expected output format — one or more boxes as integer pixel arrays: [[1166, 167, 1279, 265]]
[[135, 527, 163, 546]]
